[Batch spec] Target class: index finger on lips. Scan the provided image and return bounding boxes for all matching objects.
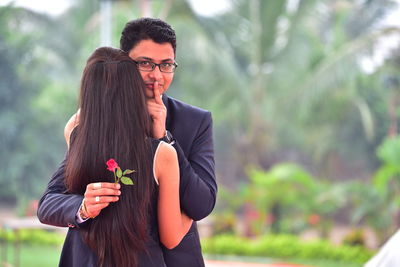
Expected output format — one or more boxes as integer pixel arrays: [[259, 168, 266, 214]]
[[154, 82, 163, 105]]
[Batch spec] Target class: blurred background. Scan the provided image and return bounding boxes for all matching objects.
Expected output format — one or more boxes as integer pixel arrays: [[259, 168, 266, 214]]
[[1, 0, 400, 266]]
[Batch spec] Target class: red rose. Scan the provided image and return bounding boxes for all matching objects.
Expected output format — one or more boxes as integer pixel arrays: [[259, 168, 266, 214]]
[[106, 158, 134, 185], [106, 158, 119, 171]]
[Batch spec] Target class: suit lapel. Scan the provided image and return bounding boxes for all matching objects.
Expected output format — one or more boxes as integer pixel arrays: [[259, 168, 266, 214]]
[[162, 94, 172, 130]]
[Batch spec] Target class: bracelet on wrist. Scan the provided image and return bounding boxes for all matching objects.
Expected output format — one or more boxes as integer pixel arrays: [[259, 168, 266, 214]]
[[79, 199, 90, 220]]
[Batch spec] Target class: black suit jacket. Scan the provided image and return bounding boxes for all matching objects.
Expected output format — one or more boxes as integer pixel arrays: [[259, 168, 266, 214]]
[[161, 95, 217, 266], [37, 95, 217, 267]]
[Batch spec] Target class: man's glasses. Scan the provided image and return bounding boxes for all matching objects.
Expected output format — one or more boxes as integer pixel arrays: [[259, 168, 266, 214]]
[[133, 60, 178, 73]]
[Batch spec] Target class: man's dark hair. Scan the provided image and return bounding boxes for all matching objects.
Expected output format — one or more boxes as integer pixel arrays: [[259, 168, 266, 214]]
[[120, 17, 176, 55]]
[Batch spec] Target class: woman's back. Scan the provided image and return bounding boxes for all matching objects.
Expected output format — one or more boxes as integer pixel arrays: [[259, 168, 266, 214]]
[[39, 47, 191, 267], [61, 130, 166, 267], [65, 47, 155, 266]]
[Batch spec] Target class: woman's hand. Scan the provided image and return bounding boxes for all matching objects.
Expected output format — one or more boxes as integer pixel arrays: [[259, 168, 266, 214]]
[[82, 182, 121, 218]]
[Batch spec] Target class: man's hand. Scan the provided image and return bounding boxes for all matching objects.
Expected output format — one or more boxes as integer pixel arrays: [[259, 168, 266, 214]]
[[82, 182, 121, 218], [147, 81, 167, 139]]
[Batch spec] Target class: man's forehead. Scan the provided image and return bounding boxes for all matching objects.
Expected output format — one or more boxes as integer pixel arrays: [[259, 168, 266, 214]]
[[128, 40, 175, 60]]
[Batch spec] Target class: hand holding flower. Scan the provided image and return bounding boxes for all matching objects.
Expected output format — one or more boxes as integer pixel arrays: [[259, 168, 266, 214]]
[[106, 158, 135, 185]]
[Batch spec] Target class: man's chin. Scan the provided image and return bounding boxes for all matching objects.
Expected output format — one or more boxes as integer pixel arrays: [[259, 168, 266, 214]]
[[145, 89, 154, 99], [145, 89, 166, 99]]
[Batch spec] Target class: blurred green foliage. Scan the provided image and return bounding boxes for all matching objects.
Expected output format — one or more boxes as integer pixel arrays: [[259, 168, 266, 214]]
[[374, 136, 400, 194], [370, 136, 400, 239], [342, 229, 366, 247], [0, 229, 64, 246], [202, 234, 374, 264], [1, 0, 400, 247], [215, 162, 399, 244], [245, 164, 318, 234]]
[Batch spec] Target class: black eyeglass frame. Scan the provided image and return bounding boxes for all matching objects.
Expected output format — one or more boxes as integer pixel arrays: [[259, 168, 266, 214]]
[[132, 60, 178, 73]]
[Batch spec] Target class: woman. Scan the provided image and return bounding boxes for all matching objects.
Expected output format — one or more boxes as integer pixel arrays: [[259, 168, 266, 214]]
[[38, 47, 192, 267]]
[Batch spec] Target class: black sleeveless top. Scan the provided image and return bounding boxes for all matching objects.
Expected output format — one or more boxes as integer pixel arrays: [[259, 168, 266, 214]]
[[59, 137, 166, 267]]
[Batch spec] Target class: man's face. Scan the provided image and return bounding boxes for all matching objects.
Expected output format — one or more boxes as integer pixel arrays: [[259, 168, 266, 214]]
[[128, 39, 175, 98]]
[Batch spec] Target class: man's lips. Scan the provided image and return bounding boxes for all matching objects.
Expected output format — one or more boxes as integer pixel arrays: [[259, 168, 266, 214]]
[[145, 83, 163, 90]]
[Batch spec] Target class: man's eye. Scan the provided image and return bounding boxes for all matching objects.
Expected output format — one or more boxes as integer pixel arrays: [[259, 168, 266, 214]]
[[161, 63, 172, 67], [139, 61, 152, 66]]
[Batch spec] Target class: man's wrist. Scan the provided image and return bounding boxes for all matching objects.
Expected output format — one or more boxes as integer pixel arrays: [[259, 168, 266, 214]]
[[78, 199, 89, 220], [153, 126, 166, 139], [159, 130, 175, 144]]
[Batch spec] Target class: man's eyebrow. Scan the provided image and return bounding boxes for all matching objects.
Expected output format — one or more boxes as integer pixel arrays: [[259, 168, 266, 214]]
[[137, 56, 153, 61], [136, 56, 174, 62]]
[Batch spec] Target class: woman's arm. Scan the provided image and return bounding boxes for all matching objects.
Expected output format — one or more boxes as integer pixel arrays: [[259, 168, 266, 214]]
[[155, 142, 193, 249]]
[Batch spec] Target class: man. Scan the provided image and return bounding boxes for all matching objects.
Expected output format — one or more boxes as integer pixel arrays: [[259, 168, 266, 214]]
[[38, 18, 217, 267]]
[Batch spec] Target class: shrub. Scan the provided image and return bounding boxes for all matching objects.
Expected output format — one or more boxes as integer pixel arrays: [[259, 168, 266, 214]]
[[201, 234, 374, 264], [0, 229, 64, 246], [342, 229, 366, 247]]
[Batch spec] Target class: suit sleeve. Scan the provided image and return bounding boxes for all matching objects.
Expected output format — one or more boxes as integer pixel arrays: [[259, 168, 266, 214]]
[[37, 156, 84, 228], [172, 111, 217, 221]]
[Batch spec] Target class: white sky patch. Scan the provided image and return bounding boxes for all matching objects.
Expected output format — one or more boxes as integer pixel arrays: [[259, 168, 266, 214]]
[[0, 0, 72, 16], [360, 1, 400, 74], [0, 0, 232, 17], [1, 0, 398, 73], [188, 0, 231, 16], [287, 0, 300, 15], [363, 33, 400, 73]]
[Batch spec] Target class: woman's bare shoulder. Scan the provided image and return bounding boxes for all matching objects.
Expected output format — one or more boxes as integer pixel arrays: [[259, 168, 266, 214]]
[[64, 111, 80, 147]]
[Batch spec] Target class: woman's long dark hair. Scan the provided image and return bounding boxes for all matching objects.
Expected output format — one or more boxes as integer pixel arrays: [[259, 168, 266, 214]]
[[65, 47, 153, 267]]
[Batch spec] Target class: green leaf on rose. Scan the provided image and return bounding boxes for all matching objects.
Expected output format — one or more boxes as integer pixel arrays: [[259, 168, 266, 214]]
[[116, 167, 122, 178], [123, 169, 136, 175], [121, 176, 134, 185]]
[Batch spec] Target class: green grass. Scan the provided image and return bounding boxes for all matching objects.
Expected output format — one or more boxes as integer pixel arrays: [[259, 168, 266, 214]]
[[201, 234, 372, 266], [204, 254, 364, 267], [1, 244, 61, 267], [0, 244, 364, 267], [285, 258, 363, 267]]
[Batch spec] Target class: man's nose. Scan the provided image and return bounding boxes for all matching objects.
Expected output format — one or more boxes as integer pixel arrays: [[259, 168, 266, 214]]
[[149, 66, 163, 80]]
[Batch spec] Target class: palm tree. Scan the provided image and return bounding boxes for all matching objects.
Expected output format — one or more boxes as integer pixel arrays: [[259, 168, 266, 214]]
[[168, 0, 400, 183]]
